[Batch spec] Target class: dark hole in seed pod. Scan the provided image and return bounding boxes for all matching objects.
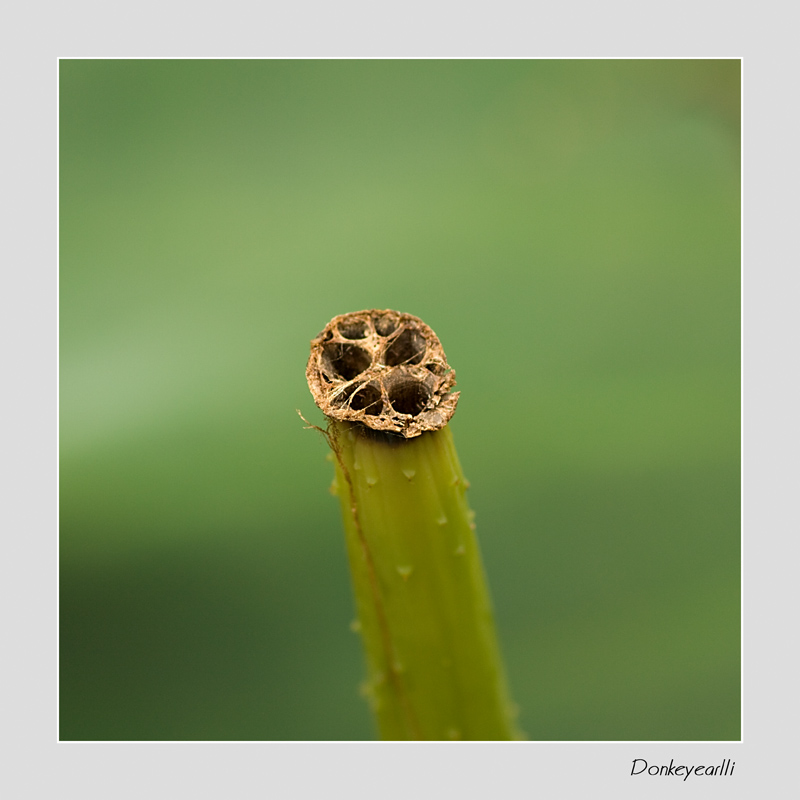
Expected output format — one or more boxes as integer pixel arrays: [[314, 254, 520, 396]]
[[331, 382, 360, 407], [350, 382, 383, 415], [425, 362, 447, 377], [338, 320, 368, 339], [383, 328, 426, 366], [322, 342, 371, 381], [388, 378, 431, 416], [373, 314, 398, 336]]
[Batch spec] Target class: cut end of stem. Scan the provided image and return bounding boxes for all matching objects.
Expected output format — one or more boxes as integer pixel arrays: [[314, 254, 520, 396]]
[[306, 309, 459, 438]]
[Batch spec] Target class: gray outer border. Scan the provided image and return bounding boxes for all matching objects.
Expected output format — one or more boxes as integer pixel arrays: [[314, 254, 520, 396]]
[[6, 2, 791, 796]]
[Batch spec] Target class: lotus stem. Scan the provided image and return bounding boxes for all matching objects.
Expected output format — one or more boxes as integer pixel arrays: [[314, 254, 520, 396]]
[[306, 309, 518, 740]]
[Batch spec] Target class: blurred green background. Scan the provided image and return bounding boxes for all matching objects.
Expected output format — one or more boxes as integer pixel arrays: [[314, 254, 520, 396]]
[[59, 59, 740, 741]]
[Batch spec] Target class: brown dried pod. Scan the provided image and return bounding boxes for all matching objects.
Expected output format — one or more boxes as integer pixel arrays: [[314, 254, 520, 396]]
[[306, 309, 459, 438]]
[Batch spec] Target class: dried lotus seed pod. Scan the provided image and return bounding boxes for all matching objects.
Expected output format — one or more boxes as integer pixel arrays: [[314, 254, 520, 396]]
[[306, 309, 459, 438]]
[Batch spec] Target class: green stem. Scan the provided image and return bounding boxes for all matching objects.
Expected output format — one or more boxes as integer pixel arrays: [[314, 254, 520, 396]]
[[326, 419, 518, 740]]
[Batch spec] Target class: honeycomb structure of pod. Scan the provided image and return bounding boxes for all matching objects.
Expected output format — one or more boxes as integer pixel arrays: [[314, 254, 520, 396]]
[[306, 309, 460, 438]]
